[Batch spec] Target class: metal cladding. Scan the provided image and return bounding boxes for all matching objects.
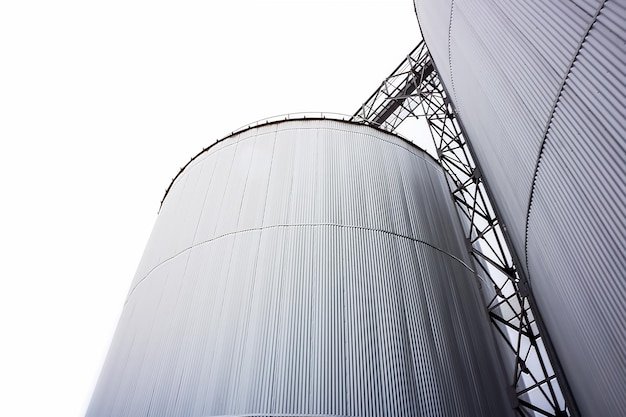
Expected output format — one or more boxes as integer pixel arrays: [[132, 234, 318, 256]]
[[414, 1, 626, 415], [87, 119, 513, 417]]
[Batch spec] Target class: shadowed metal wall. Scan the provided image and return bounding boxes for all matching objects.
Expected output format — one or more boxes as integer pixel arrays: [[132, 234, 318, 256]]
[[414, 1, 626, 415], [87, 119, 513, 417]]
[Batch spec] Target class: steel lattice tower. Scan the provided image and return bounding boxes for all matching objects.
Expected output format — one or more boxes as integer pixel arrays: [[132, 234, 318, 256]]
[[352, 41, 579, 417]]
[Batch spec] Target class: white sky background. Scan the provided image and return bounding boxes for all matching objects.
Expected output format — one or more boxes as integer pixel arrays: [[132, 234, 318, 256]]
[[0, 1, 423, 416]]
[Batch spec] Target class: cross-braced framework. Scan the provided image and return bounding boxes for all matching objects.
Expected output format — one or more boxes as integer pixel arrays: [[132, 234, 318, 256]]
[[352, 41, 577, 417]]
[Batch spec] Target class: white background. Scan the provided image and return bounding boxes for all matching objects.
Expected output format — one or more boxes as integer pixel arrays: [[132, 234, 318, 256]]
[[0, 1, 422, 416]]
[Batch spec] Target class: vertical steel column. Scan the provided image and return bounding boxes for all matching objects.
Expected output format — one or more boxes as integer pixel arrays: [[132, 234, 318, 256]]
[[352, 42, 577, 417]]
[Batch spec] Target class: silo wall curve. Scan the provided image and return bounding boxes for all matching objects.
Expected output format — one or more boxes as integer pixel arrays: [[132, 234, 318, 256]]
[[87, 119, 513, 417], [414, 2, 626, 415]]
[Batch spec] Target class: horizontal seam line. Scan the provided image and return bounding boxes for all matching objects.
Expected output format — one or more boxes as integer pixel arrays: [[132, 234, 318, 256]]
[[126, 222, 473, 303]]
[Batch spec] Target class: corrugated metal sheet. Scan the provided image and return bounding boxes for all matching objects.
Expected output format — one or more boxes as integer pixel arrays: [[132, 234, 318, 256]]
[[87, 119, 513, 417], [416, 0, 593, 270], [413, 0, 453, 90], [415, 0, 626, 415], [526, 2, 626, 415]]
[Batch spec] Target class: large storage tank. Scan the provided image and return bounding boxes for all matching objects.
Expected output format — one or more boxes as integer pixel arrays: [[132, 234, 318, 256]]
[[87, 118, 513, 417], [414, 1, 626, 415]]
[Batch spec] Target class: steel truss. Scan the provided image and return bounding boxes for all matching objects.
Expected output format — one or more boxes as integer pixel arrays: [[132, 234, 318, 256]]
[[352, 41, 576, 417]]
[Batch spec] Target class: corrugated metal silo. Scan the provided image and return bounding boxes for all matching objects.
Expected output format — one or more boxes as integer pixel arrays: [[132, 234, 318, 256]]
[[414, 1, 626, 415], [86, 118, 513, 417]]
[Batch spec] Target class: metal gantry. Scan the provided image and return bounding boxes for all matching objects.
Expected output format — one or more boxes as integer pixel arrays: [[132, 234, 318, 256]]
[[352, 41, 575, 417]]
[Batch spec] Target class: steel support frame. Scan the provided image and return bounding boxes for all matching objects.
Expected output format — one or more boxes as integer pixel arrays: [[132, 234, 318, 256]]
[[352, 41, 574, 417]]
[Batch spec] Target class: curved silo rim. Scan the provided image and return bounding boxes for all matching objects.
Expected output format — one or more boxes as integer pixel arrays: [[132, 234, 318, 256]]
[[159, 112, 437, 211]]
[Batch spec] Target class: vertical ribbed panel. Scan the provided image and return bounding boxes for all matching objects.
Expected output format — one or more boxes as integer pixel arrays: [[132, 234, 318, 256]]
[[525, 2, 626, 416], [423, 0, 594, 268], [413, 0, 453, 90], [415, 1, 626, 415], [87, 119, 513, 417]]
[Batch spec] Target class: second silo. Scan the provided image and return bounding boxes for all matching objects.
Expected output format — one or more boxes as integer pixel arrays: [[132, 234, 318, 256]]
[[414, 2, 626, 415], [87, 117, 513, 417]]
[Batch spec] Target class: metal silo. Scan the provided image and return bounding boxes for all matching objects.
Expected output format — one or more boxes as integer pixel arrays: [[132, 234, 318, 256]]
[[414, 1, 626, 415], [86, 117, 513, 416]]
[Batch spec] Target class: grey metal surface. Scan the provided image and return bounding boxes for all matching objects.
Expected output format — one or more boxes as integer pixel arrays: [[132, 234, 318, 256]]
[[415, 1, 626, 415], [353, 45, 576, 415], [87, 119, 513, 417]]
